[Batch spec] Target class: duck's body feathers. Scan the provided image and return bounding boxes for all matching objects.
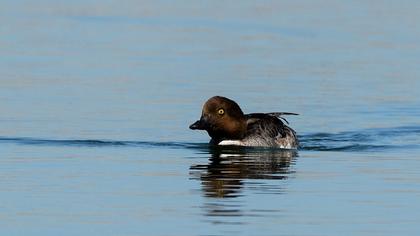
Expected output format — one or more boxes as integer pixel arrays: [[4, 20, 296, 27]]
[[220, 113, 298, 149]]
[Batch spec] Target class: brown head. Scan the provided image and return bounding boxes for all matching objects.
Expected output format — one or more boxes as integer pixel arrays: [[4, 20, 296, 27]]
[[189, 96, 247, 141]]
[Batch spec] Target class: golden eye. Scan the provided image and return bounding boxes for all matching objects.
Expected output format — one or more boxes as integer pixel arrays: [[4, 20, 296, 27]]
[[217, 108, 225, 115]]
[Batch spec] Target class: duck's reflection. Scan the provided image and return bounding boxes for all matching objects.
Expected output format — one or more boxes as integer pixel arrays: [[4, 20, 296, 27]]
[[190, 146, 297, 198]]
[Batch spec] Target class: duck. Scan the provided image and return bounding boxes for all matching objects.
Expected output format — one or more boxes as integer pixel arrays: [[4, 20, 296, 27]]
[[189, 96, 299, 149]]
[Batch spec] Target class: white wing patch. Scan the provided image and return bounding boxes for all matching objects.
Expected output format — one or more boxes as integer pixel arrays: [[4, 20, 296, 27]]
[[218, 140, 245, 146]]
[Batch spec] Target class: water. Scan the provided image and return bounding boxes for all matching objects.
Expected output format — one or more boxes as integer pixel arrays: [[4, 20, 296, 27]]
[[1, 1, 420, 235]]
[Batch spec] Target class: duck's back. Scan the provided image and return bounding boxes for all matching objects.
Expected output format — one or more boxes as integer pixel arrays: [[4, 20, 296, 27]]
[[241, 113, 298, 149]]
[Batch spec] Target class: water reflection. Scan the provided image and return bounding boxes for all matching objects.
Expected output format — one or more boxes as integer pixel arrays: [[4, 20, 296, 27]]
[[190, 147, 297, 198]]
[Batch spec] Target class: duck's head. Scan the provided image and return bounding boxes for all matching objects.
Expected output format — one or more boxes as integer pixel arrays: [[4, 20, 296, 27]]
[[190, 96, 247, 141]]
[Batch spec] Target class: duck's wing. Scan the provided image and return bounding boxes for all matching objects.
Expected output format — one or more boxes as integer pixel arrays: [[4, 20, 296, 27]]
[[245, 113, 285, 138], [246, 112, 298, 125], [245, 113, 299, 148], [266, 112, 299, 116]]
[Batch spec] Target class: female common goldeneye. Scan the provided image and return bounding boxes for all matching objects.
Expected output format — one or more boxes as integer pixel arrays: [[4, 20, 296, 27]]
[[189, 96, 299, 149]]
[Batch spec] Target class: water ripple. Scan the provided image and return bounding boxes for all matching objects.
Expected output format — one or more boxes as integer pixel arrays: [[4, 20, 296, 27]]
[[299, 125, 420, 152], [1, 125, 419, 152], [0, 137, 199, 149]]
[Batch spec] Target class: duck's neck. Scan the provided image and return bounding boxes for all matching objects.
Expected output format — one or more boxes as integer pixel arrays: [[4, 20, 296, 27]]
[[208, 117, 247, 142]]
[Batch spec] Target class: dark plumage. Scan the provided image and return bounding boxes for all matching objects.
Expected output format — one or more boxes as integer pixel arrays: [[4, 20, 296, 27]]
[[189, 96, 299, 149]]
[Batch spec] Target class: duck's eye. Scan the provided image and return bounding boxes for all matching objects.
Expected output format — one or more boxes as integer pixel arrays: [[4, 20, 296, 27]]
[[217, 108, 225, 115]]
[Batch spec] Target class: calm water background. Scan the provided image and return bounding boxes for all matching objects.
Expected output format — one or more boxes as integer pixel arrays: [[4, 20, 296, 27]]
[[1, 1, 420, 235]]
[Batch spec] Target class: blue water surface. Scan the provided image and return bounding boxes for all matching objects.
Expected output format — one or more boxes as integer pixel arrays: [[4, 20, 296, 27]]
[[1, 1, 420, 235]]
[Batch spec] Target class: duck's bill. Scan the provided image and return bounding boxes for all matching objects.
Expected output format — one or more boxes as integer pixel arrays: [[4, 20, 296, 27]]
[[189, 120, 206, 130]]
